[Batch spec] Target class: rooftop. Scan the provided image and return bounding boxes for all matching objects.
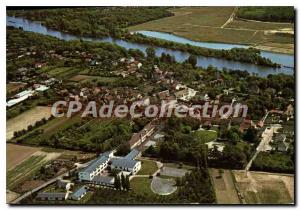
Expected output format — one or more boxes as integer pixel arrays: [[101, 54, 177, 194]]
[[111, 158, 139, 169], [124, 149, 140, 160], [82, 155, 109, 174], [72, 186, 87, 199]]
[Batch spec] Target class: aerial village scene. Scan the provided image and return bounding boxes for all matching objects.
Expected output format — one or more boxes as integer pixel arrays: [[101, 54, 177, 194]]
[[6, 6, 294, 204]]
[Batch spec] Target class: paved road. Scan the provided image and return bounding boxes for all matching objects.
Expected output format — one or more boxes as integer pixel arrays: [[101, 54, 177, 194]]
[[10, 165, 81, 204], [10, 171, 71, 204]]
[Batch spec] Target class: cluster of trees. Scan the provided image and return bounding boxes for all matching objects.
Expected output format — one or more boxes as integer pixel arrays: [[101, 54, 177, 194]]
[[125, 33, 280, 67], [208, 144, 249, 169], [176, 169, 215, 203], [236, 7, 294, 23], [8, 7, 173, 38], [114, 173, 130, 191], [251, 151, 294, 173], [19, 118, 133, 153]]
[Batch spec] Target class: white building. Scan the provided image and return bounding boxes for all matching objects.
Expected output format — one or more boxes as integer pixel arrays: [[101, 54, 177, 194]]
[[174, 87, 197, 101], [110, 158, 141, 174], [78, 155, 110, 181]]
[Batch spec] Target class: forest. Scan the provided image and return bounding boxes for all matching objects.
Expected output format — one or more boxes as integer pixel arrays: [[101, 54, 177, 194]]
[[236, 7, 294, 22]]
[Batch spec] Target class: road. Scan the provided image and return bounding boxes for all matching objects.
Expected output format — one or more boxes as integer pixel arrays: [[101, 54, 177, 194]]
[[10, 164, 82, 204], [245, 126, 274, 172]]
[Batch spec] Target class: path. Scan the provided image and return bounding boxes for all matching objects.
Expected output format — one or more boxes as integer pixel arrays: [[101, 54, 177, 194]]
[[245, 125, 275, 172], [221, 7, 238, 28], [10, 169, 75, 204]]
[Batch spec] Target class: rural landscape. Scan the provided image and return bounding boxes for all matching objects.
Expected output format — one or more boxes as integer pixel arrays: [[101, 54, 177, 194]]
[[6, 6, 294, 205]]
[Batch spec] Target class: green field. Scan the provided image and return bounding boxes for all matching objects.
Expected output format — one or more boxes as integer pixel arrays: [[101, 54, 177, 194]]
[[136, 159, 158, 175], [128, 7, 294, 53], [192, 129, 218, 144], [227, 19, 293, 31], [38, 66, 82, 79], [7, 155, 46, 189], [130, 177, 154, 196]]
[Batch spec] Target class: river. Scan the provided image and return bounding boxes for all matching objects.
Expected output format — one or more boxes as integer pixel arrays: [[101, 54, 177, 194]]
[[7, 16, 294, 77]]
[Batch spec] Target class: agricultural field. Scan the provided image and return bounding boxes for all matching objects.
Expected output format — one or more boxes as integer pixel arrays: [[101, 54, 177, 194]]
[[128, 7, 294, 54], [6, 143, 40, 170], [209, 168, 241, 204], [6, 106, 52, 140], [7, 150, 61, 190], [233, 170, 294, 204]]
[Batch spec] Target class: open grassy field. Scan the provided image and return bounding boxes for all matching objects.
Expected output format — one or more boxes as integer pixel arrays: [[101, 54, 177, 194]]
[[233, 170, 294, 204], [136, 159, 158, 175], [227, 19, 293, 31], [130, 177, 155, 196], [6, 106, 52, 140], [209, 168, 241, 204], [69, 74, 118, 85], [6, 143, 40, 170], [37, 66, 82, 79], [193, 129, 217, 143], [128, 7, 294, 54]]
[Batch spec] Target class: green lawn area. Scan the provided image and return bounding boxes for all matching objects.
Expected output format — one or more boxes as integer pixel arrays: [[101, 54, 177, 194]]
[[192, 129, 217, 144], [37, 66, 82, 79], [130, 177, 154, 196], [136, 159, 158, 175]]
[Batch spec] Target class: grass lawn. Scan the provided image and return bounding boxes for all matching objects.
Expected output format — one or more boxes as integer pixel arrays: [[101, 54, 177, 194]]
[[193, 129, 217, 144], [136, 159, 158, 175], [130, 177, 154, 196]]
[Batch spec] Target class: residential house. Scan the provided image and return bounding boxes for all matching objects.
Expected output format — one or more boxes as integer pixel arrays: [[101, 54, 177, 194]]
[[175, 88, 197, 101], [128, 122, 156, 149]]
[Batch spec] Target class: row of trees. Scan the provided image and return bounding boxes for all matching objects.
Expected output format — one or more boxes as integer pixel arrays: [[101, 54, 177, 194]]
[[125, 33, 281, 67], [114, 173, 130, 191]]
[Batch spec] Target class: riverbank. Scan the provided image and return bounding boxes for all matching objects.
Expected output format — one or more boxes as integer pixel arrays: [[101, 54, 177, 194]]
[[7, 16, 294, 77], [128, 7, 294, 55]]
